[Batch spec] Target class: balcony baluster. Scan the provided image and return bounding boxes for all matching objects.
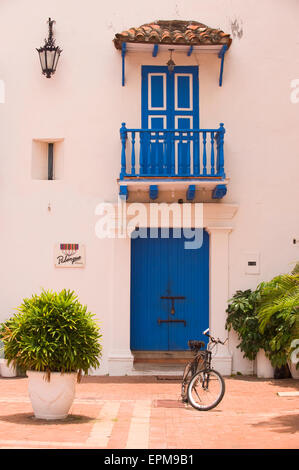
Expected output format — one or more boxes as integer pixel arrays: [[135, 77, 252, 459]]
[[202, 131, 207, 176], [210, 131, 215, 176], [119, 123, 225, 180]]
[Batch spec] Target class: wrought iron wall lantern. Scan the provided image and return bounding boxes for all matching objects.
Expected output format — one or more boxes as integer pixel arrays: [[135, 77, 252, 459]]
[[167, 49, 175, 73], [36, 18, 62, 78]]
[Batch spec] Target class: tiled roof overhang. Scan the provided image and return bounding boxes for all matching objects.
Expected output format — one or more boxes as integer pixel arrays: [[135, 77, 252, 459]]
[[114, 20, 232, 87], [113, 20, 232, 50]]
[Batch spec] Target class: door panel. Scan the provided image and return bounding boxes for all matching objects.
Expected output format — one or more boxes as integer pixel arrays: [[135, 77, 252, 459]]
[[142, 66, 199, 129], [131, 231, 169, 350], [141, 66, 199, 176], [130, 229, 209, 351], [148, 73, 166, 110], [175, 74, 192, 110]]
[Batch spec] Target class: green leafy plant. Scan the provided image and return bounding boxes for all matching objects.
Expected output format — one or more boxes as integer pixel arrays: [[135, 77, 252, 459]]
[[0, 289, 102, 381], [225, 287, 266, 361], [257, 273, 299, 368], [226, 264, 299, 369]]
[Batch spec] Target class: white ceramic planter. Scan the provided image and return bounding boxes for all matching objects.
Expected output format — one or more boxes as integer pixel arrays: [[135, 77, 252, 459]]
[[27, 371, 77, 420], [0, 359, 17, 377], [288, 361, 299, 379], [256, 350, 274, 378]]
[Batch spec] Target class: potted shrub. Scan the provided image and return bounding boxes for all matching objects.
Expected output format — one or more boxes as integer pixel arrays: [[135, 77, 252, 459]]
[[0, 340, 17, 377], [0, 289, 102, 419]]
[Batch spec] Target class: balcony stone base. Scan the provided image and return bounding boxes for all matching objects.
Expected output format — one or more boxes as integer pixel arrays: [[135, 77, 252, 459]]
[[118, 178, 229, 203]]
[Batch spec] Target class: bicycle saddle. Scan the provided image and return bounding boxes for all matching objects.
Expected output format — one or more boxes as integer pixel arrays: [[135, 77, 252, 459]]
[[188, 340, 205, 351]]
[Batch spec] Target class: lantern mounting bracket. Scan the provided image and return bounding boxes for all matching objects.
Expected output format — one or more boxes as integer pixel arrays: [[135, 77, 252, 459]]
[[45, 18, 56, 48]]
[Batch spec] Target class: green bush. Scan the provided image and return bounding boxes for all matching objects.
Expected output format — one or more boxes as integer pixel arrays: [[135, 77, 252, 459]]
[[225, 287, 266, 361], [0, 289, 102, 381], [257, 273, 299, 368], [226, 267, 299, 368]]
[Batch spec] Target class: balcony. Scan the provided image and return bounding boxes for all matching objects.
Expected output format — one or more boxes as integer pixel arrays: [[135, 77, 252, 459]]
[[118, 123, 228, 202]]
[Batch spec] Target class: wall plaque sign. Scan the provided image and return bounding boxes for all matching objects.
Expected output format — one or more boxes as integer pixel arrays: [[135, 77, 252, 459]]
[[54, 243, 85, 268]]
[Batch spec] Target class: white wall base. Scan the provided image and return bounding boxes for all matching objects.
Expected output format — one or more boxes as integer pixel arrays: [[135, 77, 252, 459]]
[[108, 351, 134, 376], [212, 355, 232, 376]]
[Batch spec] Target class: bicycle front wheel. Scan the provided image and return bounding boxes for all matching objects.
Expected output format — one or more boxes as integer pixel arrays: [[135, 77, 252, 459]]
[[187, 369, 225, 411]]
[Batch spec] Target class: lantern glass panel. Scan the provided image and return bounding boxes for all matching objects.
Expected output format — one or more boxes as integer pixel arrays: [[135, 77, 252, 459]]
[[39, 50, 47, 71], [53, 51, 60, 71], [46, 50, 56, 70]]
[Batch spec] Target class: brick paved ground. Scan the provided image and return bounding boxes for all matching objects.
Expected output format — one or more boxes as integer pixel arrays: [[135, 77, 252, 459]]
[[0, 375, 298, 449]]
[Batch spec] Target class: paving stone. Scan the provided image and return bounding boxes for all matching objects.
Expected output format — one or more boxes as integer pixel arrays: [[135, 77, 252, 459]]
[[0, 376, 298, 449]]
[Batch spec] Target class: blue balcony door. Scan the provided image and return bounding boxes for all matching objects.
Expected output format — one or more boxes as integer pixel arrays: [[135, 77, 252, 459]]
[[130, 229, 209, 351], [141, 65, 199, 176]]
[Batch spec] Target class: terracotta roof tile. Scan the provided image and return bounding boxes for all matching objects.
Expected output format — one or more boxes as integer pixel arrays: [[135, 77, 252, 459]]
[[114, 20, 231, 49]]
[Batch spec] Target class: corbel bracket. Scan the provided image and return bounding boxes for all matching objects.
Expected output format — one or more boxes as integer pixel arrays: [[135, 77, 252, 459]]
[[218, 44, 228, 87]]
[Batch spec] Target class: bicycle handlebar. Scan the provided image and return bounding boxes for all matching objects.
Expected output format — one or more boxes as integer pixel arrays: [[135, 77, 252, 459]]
[[203, 329, 227, 346]]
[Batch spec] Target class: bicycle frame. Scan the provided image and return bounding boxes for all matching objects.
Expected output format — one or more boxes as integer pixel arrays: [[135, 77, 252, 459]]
[[181, 350, 211, 401], [181, 330, 227, 403]]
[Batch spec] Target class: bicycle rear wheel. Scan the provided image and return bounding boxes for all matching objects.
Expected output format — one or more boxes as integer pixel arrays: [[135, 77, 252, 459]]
[[187, 369, 225, 411]]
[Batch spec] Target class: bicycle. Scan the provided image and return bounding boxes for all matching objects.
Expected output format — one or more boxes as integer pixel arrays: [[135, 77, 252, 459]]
[[181, 328, 227, 411]]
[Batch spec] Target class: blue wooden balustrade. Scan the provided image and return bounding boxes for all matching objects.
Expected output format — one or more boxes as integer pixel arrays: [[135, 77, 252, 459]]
[[119, 123, 225, 180]]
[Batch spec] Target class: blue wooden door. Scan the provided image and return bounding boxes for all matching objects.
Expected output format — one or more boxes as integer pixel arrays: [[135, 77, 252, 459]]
[[130, 229, 209, 351], [141, 66, 199, 176]]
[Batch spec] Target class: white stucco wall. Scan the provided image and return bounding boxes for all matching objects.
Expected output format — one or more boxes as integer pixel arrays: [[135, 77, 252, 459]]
[[0, 0, 299, 375]]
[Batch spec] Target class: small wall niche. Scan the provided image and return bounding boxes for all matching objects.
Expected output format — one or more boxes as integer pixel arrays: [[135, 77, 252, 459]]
[[32, 138, 64, 180]]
